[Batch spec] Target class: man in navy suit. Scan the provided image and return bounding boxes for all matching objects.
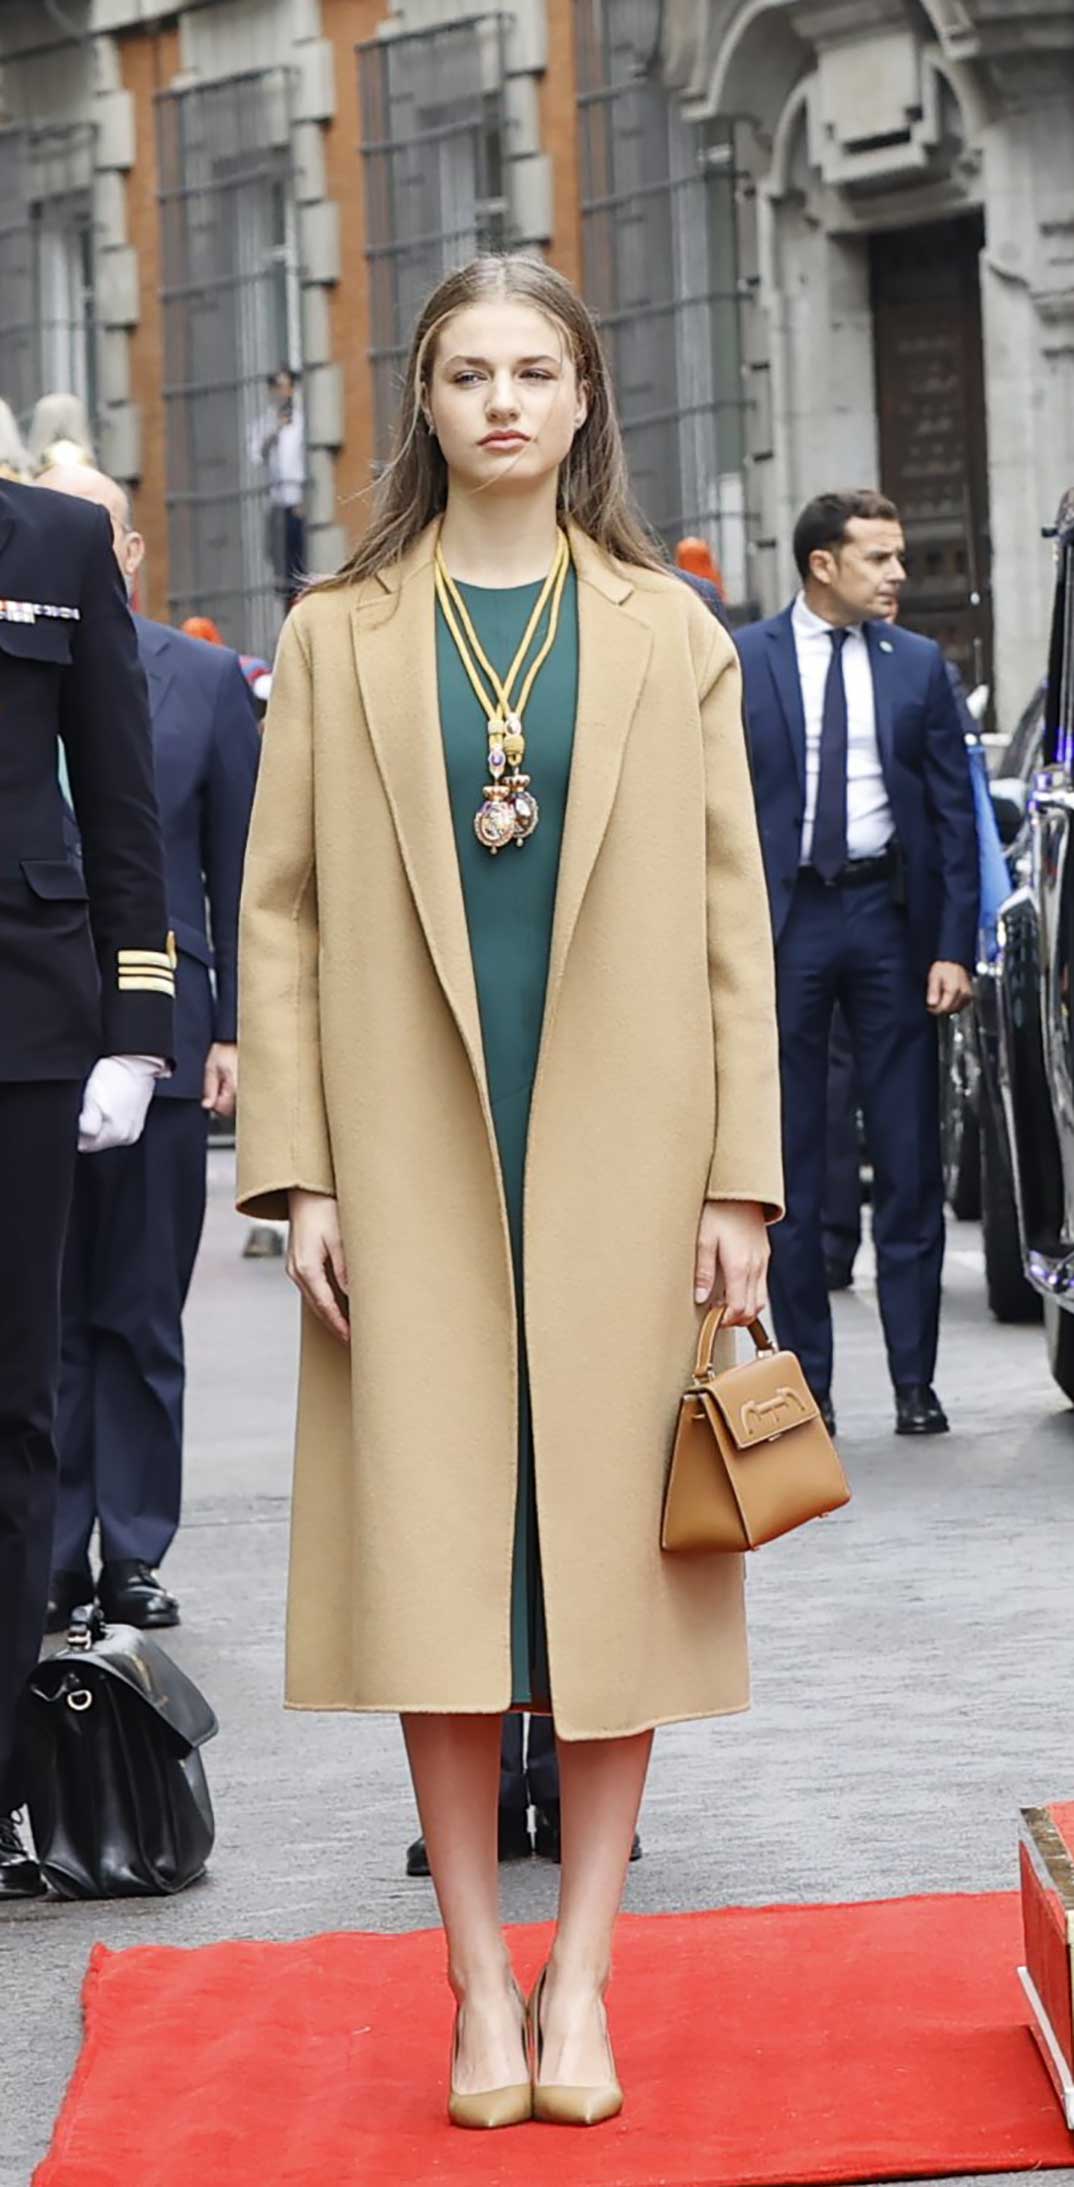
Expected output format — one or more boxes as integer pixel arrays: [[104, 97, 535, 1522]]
[[36, 465, 260, 1628], [736, 490, 978, 1437]]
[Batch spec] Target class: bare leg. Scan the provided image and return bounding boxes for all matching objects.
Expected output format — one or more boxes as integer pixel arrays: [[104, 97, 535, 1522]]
[[537, 1728, 653, 2084], [402, 1713, 527, 2093]]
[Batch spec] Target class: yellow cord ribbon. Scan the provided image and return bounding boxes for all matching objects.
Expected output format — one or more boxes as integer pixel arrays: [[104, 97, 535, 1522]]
[[434, 530, 570, 753]]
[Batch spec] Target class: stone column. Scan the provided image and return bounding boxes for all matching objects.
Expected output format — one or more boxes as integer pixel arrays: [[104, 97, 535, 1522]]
[[978, 60, 1074, 714]]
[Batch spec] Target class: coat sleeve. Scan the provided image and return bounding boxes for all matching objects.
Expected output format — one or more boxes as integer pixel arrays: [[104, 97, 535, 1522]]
[[203, 653, 261, 1044], [700, 624, 785, 1220], [61, 508, 175, 1063], [236, 608, 334, 1221], [923, 645, 979, 970]]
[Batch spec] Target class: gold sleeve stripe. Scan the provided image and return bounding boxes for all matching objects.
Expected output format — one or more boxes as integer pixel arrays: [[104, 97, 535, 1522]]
[[117, 973, 176, 995], [118, 949, 176, 969]]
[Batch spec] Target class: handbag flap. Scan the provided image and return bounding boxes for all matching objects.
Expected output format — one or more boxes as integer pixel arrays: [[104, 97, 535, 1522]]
[[703, 1347, 819, 1451], [29, 1624, 219, 1750]]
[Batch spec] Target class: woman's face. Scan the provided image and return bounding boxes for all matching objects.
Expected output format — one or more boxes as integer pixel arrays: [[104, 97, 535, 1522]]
[[425, 298, 587, 499]]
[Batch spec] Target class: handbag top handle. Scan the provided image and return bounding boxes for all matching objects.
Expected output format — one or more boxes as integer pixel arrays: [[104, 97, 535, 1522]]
[[694, 1303, 774, 1382]]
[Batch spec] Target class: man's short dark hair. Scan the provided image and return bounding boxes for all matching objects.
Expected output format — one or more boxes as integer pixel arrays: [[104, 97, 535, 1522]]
[[793, 489, 901, 581]]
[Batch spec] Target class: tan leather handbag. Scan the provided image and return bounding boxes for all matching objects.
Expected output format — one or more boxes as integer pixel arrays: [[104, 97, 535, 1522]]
[[661, 1306, 851, 1553]]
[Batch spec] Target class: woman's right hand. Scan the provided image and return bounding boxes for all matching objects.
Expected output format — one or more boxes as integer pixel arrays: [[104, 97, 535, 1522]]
[[287, 1189, 350, 1343]]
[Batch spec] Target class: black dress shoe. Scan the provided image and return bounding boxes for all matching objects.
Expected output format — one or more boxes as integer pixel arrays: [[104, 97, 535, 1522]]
[[825, 1260, 855, 1293], [406, 1807, 534, 1877], [0, 1813, 46, 1899], [812, 1391, 837, 1437], [894, 1384, 949, 1436], [533, 1803, 642, 1865], [98, 1560, 180, 1629], [45, 1569, 96, 1635], [405, 1831, 430, 1877]]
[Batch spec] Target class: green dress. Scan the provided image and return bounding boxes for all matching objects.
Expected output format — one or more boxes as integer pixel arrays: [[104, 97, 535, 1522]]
[[436, 569, 579, 1709]]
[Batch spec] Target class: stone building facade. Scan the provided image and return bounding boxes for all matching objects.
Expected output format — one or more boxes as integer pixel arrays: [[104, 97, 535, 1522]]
[[0, 0, 1070, 720]]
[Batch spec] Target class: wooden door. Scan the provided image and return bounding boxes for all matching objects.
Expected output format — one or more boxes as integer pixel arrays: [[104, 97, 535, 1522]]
[[870, 215, 992, 697]]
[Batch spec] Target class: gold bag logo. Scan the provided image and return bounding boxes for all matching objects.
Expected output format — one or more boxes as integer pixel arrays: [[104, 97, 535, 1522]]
[[740, 1387, 808, 1439]]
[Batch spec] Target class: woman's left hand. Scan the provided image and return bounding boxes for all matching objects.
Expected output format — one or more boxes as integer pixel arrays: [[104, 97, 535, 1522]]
[[694, 1199, 770, 1325]]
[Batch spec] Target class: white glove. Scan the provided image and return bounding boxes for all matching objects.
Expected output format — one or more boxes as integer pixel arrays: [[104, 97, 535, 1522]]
[[78, 1056, 163, 1154]]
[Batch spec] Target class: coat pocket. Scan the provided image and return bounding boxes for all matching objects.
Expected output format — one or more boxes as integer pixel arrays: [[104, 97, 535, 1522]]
[[0, 619, 74, 667], [170, 914, 213, 967], [20, 857, 89, 902]]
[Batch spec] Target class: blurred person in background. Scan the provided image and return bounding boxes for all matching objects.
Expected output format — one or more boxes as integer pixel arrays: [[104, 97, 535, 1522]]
[[675, 534, 725, 600], [181, 614, 224, 645], [0, 399, 31, 482], [36, 464, 260, 1635], [737, 489, 978, 1440], [250, 366, 306, 609], [182, 614, 273, 720], [0, 471, 172, 1898], [28, 392, 95, 475]]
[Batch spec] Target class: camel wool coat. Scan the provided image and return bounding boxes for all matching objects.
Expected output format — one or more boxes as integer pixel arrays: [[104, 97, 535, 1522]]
[[236, 523, 783, 1740]]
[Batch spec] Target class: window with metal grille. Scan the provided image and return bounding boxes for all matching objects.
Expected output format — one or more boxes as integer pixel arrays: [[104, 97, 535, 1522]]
[[0, 122, 97, 442], [156, 69, 303, 660], [359, 14, 517, 463], [575, 0, 754, 609]]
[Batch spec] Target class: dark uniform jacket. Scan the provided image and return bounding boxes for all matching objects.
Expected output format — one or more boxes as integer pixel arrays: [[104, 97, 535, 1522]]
[[0, 481, 174, 1080], [134, 617, 259, 1100]]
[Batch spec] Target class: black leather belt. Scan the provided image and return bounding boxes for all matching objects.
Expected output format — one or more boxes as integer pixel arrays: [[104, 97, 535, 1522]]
[[802, 845, 897, 890]]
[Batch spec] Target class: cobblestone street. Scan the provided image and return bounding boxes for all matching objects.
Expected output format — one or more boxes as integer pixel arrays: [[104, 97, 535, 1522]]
[[3, 1150, 1074, 2187]]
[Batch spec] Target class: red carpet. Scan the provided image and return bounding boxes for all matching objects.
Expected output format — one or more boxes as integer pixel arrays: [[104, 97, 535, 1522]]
[[35, 1893, 1074, 2187]]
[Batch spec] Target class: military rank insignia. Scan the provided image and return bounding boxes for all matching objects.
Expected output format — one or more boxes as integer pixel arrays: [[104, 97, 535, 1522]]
[[116, 935, 178, 996]]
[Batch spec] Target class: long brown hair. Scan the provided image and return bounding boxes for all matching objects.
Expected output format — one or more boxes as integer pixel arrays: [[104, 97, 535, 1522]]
[[319, 255, 663, 589]]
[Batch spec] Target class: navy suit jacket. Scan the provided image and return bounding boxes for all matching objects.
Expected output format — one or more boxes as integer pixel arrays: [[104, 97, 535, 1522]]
[[134, 618, 260, 1100], [735, 604, 979, 975]]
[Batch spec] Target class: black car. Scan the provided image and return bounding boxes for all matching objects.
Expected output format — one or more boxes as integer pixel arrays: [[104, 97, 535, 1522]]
[[939, 681, 1045, 1324], [991, 489, 1074, 1398]]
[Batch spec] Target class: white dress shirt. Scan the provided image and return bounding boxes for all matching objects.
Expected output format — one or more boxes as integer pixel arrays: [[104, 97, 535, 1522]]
[[249, 402, 305, 508], [792, 593, 895, 867]]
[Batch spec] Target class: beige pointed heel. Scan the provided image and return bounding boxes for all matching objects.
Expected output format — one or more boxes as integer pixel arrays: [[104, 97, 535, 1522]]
[[527, 1968, 624, 2128], [447, 1989, 533, 2130]]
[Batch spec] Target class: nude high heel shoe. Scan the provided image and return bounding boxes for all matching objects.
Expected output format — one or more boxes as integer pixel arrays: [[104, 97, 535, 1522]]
[[527, 1968, 624, 2127], [447, 1987, 533, 2130]]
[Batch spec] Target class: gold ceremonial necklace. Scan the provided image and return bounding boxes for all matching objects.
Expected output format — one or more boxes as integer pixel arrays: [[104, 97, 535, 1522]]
[[434, 529, 570, 854]]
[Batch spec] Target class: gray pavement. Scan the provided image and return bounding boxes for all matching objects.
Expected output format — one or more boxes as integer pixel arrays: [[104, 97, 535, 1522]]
[[3, 1151, 1074, 2186]]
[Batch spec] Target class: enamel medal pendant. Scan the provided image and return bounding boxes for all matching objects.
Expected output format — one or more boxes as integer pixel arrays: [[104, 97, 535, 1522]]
[[475, 784, 518, 852], [474, 719, 518, 854], [505, 717, 539, 848], [473, 712, 538, 853], [508, 775, 539, 845], [473, 715, 540, 854]]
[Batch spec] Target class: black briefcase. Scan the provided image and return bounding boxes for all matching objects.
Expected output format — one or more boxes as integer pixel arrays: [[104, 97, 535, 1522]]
[[18, 1604, 218, 1899]]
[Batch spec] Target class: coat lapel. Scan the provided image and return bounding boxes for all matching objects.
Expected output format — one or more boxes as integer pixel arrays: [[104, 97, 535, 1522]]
[[764, 607, 806, 795], [135, 616, 177, 724], [541, 530, 652, 1037], [351, 525, 654, 1106], [351, 532, 488, 1106], [863, 619, 896, 780]]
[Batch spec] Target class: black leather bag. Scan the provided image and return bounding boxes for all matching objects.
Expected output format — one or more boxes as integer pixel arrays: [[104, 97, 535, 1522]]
[[18, 1605, 218, 1898]]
